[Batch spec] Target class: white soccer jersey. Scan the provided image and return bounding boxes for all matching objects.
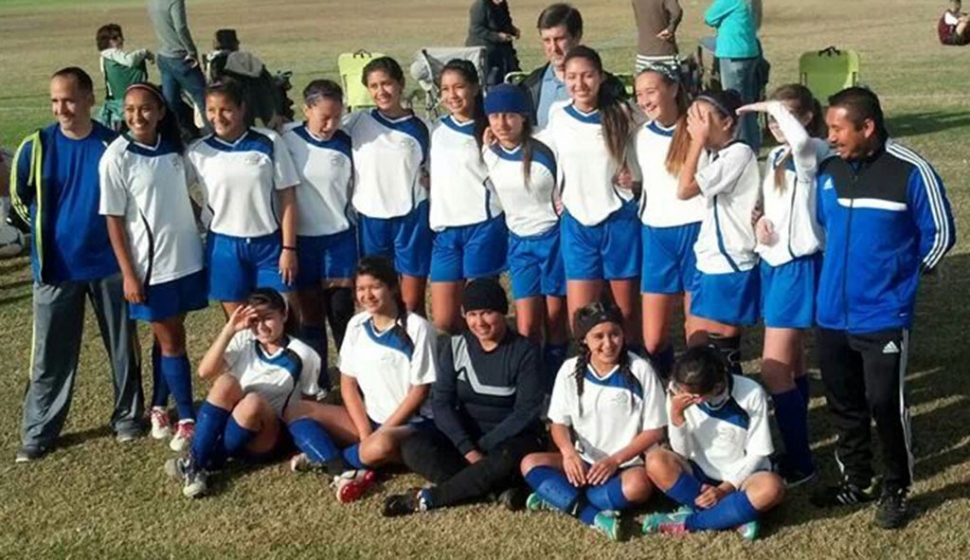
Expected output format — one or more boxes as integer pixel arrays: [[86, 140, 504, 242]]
[[223, 330, 322, 417], [667, 375, 773, 487], [545, 102, 641, 227], [429, 115, 502, 230], [757, 102, 829, 266], [344, 109, 430, 219], [635, 121, 707, 227], [338, 311, 437, 424], [99, 134, 204, 285], [482, 139, 560, 237], [547, 353, 667, 467], [187, 127, 299, 238], [282, 124, 354, 237], [693, 142, 761, 274]]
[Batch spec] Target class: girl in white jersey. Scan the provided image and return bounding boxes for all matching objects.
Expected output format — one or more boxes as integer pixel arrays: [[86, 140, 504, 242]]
[[642, 346, 784, 541], [344, 57, 432, 316], [187, 80, 300, 316], [483, 84, 568, 389], [282, 80, 358, 395], [546, 46, 643, 351], [429, 60, 507, 333], [737, 85, 829, 487], [633, 65, 707, 379], [678, 89, 760, 376], [100, 83, 206, 452], [283, 256, 437, 504], [520, 303, 666, 541], [165, 289, 322, 498]]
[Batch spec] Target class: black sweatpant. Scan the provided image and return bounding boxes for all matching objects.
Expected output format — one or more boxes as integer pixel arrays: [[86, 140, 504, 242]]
[[816, 328, 913, 491], [401, 429, 543, 508]]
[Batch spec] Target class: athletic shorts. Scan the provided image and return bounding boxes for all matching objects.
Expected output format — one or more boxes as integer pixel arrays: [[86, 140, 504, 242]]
[[296, 228, 359, 288], [691, 268, 760, 326], [507, 226, 566, 300], [207, 231, 293, 302], [760, 253, 821, 329], [430, 216, 508, 282], [561, 201, 641, 281], [641, 222, 702, 294], [358, 201, 433, 278], [129, 269, 209, 322]]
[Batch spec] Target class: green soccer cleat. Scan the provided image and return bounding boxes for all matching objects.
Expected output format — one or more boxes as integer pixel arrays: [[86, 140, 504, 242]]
[[592, 511, 623, 541], [736, 519, 760, 541], [641, 508, 691, 535], [525, 492, 557, 512]]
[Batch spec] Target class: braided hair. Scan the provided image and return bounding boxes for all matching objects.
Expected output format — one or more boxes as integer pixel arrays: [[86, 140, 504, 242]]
[[572, 302, 643, 416], [354, 256, 413, 352]]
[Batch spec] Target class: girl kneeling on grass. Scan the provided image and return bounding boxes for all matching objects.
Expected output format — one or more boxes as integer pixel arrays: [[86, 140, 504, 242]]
[[283, 256, 438, 503], [641, 346, 784, 540], [165, 288, 322, 498], [520, 302, 667, 541]]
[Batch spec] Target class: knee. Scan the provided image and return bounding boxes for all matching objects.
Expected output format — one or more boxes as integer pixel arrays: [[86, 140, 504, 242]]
[[232, 393, 266, 424], [748, 473, 786, 510], [644, 448, 675, 479], [622, 469, 653, 503], [360, 433, 396, 464], [282, 400, 311, 424], [519, 453, 541, 476], [207, 375, 243, 406]]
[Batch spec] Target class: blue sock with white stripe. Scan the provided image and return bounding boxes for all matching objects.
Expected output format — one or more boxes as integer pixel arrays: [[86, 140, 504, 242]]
[[795, 375, 810, 407], [665, 471, 703, 509], [161, 355, 195, 422], [190, 401, 230, 469], [289, 418, 340, 463], [647, 345, 675, 380], [342, 444, 370, 470], [300, 324, 329, 389], [585, 475, 631, 511], [685, 490, 759, 531], [150, 343, 170, 409], [223, 416, 256, 457], [542, 344, 568, 393], [524, 466, 580, 512], [771, 388, 814, 474]]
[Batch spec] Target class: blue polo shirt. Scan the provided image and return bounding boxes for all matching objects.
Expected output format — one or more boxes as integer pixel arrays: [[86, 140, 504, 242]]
[[536, 65, 570, 130]]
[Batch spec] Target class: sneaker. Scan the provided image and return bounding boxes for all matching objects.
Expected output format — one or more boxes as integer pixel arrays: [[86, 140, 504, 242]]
[[774, 456, 818, 489], [736, 520, 760, 541], [15, 444, 49, 463], [150, 407, 172, 440], [289, 452, 315, 473], [496, 486, 529, 511], [164, 456, 208, 498], [591, 511, 623, 541], [116, 428, 143, 443], [169, 421, 195, 452], [382, 490, 421, 517], [525, 492, 557, 513], [874, 488, 909, 529], [810, 479, 877, 507], [332, 469, 377, 504], [641, 508, 692, 535]]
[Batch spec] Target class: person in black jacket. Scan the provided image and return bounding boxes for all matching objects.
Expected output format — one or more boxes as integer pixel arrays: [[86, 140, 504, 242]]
[[466, 0, 521, 85], [384, 278, 546, 516]]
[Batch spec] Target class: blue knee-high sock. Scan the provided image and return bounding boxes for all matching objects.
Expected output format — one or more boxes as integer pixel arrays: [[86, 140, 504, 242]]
[[647, 345, 675, 380], [223, 416, 257, 457], [161, 355, 195, 422], [301, 324, 330, 389], [795, 375, 810, 407], [585, 475, 631, 511], [772, 388, 814, 473], [665, 471, 704, 509], [524, 466, 581, 512], [289, 418, 340, 463], [342, 444, 371, 470], [685, 491, 760, 531], [190, 401, 231, 469], [542, 344, 568, 393], [150, 343, 170, 408]]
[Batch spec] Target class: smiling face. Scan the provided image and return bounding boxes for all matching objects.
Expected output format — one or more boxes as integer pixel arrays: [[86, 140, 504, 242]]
[[635, 71, 678, 124], [465, 309, 507, 344], [540, 24, 580, 69], [124, 88, 163, 145], [50, 75, 94, 133], [488, 112, 525, 147], [303, 96, 343, 140], [249, 304, 287, 345], [366, 69, 404, 112], [205, 92, 246, 141], [826, 105, 876, 160], [440, 69, 479, 120], [564, 56, 602, 111], [583, 321, 624, 367], [355, 273, 397, 316]]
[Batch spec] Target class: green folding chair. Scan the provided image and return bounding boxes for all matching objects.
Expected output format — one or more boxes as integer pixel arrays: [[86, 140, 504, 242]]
[[504, 71, 528, 85], [799, 47, 861, 104], [338, 50, 385, 111]]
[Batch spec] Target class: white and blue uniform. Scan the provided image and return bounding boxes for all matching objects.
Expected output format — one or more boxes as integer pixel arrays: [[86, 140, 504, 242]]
[[483, 138, 564, 300], [344, 109, 432, 278], [758, 102, 829, 329], [99, 134, 207, 321], [187, 127, 300, 302], [281, 124, 358, 286], [338, 311, 438, 425], [690, 141, 761, 325], [548, 353, 667, 467], [429, 115, 507, 282], [636, 120, 708, 295], [223, 330, 322, 417], [545, 102, 641, 281]]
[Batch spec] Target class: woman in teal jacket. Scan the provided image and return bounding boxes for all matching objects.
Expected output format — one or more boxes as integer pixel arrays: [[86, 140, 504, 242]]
[[704, 0, 762, 149]]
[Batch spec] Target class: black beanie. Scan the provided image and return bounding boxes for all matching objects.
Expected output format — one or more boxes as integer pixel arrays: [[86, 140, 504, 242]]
[[463, 278, 509, 315]]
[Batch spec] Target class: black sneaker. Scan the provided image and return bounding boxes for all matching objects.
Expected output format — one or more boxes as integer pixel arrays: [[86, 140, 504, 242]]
[[874, 488, 909, 529], [773, 455, 818, 488], [496, 486, 529, 511], [15, 444, 50, 463], [382, 490, 420, 517], [810, 479, 877, 507]]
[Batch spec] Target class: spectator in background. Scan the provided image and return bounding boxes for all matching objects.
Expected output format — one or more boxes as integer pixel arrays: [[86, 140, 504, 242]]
[[466, 0, 522, 85], [632, 0, 683, 73], [939, 0, 970, 45], [95, 23, 153, 130], [148, 0, 211, 136]]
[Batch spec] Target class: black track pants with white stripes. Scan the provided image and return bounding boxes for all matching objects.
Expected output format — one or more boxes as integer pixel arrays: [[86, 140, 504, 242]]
[[816, 328, 914, 492]]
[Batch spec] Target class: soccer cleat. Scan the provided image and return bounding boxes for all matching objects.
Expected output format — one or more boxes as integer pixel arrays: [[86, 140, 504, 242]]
[[810, 479, 877, 507], [150, 407, 172, 440], [289, 452, 316, 473], [525, 492, 558, 513], [591, 511, 623, 541], [15, 444, 50, 463], [382, 490, 422, 518], [332, 469, 377, 504], [641, 508, 692, 535], [874, 488, 910, 529], [773, 453, 818, 488], [165, 456, 208, 498], [169, 421, 195, 452], [115, 428, 143, 443], [496, 486, 529, 511], [736, 520, 760, 541]]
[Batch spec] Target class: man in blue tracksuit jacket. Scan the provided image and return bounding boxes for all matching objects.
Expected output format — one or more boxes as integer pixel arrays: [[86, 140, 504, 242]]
[[810, 87, 955, 529]]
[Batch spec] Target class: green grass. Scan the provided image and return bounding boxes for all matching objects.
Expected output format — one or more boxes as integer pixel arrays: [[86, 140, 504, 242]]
[[1, 0, 968, 557]]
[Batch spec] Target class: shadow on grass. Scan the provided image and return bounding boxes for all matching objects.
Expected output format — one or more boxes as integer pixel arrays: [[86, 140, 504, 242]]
[[0, 292, 31, 307], [887, 110, 970, 139], [57, 425, 114, 450]]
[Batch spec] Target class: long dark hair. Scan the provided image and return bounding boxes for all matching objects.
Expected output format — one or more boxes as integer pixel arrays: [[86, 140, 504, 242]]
[[440, 59, 487, 150], [122, 82, 185, 155], [563, 46, 632, 168], [571, 302, 642, 416], [354, 256, 412, 352], [770, 83, 824, 192], [362, 56, 405, 87]]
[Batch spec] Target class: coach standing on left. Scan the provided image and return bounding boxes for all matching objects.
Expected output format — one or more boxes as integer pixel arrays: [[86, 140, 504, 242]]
[[11, 68, 142, 462], [810, 87, 955, 529]]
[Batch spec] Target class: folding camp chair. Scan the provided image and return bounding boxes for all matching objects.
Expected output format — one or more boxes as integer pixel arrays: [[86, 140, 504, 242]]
[[799, 47, 861, 104], [409, 47, 487, 118], [504, 71, 528, 85], [338, 50, 385, 112]]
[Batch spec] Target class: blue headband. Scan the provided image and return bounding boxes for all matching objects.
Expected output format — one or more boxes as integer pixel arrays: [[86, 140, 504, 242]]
[[484, 84, 530, 116]]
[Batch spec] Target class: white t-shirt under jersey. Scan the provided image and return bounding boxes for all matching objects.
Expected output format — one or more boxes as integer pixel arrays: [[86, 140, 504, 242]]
[[282, 123, 355, 237], [223, 330, 322, 417], [99, 134, 204, 285], [187, 127, 299, 238], [482, 139, 560, 238], [547, 353, 667, 467], [429, 115, 502, 231], [338, 311, 437, 424], [344, 109, 430, 219], [635, 121, 707, 228]]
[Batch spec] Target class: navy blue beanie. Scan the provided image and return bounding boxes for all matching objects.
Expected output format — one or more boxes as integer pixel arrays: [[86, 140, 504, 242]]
[[484, 84, 530, 116]]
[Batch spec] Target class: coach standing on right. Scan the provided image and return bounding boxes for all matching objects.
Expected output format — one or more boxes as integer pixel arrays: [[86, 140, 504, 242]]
[[810, 87, 955, 529]]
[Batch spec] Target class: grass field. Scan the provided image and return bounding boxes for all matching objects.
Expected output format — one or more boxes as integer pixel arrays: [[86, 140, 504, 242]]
[[0, 0, 968, 557]]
